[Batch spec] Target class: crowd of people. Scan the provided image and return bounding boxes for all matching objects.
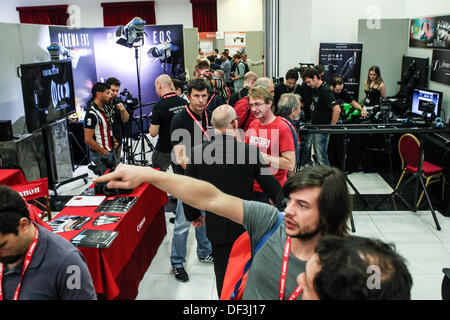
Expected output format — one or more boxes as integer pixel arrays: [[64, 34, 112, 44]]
[[0, 48, 425, 301]]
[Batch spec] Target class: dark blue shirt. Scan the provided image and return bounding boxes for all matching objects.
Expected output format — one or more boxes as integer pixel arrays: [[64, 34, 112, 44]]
[[2, 224, 96, 300]]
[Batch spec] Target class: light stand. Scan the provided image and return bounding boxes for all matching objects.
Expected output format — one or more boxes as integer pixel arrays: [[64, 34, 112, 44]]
[[115, 17, 155, 165], [132, 46, 154, 165]]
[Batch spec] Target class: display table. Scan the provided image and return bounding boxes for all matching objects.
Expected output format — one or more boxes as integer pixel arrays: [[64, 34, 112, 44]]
[[0, 169, 27, 185], [51, 182, 168, 300]]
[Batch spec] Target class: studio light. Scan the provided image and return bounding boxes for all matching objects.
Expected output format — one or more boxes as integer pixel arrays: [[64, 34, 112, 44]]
[[47, 42, 72, 61], [116, 17, 146, 48], [148, 41, 173, 61]]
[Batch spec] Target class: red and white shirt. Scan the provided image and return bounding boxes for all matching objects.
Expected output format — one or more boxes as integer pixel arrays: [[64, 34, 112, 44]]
[[84, 101, 114, 152], [245, 117, 295, 191]]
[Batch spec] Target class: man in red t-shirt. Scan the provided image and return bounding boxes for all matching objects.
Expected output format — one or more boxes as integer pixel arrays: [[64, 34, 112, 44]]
[[245, 86, 296, 202]]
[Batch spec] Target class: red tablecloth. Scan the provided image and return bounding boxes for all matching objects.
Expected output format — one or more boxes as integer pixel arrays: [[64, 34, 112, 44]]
[[0, 169, 27, 186], [51, 183, 168, 300]]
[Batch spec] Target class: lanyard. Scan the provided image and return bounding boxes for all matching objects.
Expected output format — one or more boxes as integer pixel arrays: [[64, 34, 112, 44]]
[[162, 93, 177, 99], [0, 226, 39, 300], [279, 236, 303, 300], [185, 106, 210, 140]]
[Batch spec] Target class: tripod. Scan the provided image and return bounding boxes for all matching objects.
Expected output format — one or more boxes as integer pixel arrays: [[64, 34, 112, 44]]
[[67, 118, 89, 171], [341, 133, 367, 232], [374, 132, 441, 230], [121, 45, 155, 165], [121, 108, 154, 165]]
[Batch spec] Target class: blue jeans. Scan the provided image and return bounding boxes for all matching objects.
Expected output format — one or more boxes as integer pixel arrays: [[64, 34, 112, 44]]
[[300, 134, 313, 166], [312, 133, 330, 166], [170, 199, 212, 268]]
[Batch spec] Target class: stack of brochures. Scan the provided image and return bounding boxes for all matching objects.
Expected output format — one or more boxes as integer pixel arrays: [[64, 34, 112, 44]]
[[93, 215, 122, 226], [50, 215, 92, 233], [65, 196, 106, 207], [71, 229, 119, 248]]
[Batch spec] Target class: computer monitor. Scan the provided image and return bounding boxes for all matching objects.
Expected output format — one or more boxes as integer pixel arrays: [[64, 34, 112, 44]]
[[19, 59, 76, 133], [410, 88, 443, 117]]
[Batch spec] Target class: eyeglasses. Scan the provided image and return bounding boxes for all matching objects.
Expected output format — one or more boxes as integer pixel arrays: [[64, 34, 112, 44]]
[[249, 102, 265, 108], [230, 116, 239, 124]]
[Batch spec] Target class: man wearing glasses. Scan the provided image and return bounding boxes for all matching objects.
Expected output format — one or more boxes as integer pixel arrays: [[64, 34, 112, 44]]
[[245, 86, 296, 202]]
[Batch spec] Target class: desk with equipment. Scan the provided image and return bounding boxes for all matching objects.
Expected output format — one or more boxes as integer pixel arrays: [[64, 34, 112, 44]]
[[50, 182, 168, 300], [299, 122, 450, 231]]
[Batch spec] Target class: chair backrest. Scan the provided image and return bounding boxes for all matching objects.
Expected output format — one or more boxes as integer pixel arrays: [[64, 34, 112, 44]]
[[398, 134, 421, 167], [9, 178, 49, 201]]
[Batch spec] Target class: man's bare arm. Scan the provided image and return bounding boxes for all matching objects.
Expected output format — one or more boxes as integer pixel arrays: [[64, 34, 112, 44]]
[[263, 150, 296, 172], [84, 128, 109, 155], [93, 164, 244, 225]]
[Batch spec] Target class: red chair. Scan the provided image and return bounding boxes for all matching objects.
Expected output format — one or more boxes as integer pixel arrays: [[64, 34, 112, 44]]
[[395, 133, 445, 207], [9, 178, 52, 221]]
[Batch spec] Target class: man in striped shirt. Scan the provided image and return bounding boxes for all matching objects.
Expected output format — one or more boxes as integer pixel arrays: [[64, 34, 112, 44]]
[[84, 82, 118, 175]]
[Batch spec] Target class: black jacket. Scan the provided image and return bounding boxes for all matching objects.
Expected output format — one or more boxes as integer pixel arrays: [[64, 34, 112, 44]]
[[183, 134, 282, 244]]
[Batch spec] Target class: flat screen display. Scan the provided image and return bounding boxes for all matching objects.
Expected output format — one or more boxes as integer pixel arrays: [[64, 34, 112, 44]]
[[410, 88, 442, 117], [19, 59, 76, 132]]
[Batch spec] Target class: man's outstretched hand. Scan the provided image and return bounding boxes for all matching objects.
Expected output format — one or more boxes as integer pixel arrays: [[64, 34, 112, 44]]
[[93, 164, 148, 189]]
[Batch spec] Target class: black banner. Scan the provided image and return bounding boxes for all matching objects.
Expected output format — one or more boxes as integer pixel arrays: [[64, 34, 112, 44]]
[[431, 49, 450, 85], [319, 43, 363, 101]]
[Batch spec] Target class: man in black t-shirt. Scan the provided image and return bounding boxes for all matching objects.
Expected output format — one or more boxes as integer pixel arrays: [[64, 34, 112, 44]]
[[104, 77, 129, 162], [274, 69, 303, 112], [149, 74, 188, 171], [303, 68, 340, 166], [298, 74, 314, 166], [329, 77, 367, 118], [168, 78, 213, 282]]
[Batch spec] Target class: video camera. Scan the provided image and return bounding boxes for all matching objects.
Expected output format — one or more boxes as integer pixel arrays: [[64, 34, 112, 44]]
[[420, 100, 437, 124], [295, 63, 315, 78], [120, 88, 139, 109], [94, 164, 133, 196], [373, 99, 395, 123]]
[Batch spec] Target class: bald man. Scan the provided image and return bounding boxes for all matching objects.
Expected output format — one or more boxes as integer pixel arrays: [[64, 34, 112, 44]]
[[149, 74, 188, 171], [182, 104, 282, 296], [229, 71, 258, 107]]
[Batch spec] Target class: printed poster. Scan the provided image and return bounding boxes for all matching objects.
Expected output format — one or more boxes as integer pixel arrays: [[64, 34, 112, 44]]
[[409, 15, 450, 49], [319, 43, 363, 101], [431, 49, 450, 85]]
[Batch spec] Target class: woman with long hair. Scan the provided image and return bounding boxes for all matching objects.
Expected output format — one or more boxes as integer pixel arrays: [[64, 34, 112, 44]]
[[363, 66, 386, 106]]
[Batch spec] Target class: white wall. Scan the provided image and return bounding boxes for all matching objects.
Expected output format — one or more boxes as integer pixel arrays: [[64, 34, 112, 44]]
[[217, 0, 263, 32], [155, 0, 193, 28], [279, 0, 406, 78]]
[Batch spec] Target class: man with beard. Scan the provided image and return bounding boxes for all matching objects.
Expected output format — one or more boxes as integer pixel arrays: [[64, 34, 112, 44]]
[[84, 82, 118, 175], [0, 186, 96, 300], [94, 164, 352, 300], [104, 77, 129, 162]]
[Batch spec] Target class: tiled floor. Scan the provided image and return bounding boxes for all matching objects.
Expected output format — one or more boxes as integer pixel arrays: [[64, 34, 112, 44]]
[[54, 166, 450, 300]]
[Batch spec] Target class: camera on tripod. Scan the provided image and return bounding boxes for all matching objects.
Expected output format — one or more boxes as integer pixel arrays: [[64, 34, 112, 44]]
[[373, 99, 395, 122], [420, 100, 436, 124], [120, 88, 139, 109]]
